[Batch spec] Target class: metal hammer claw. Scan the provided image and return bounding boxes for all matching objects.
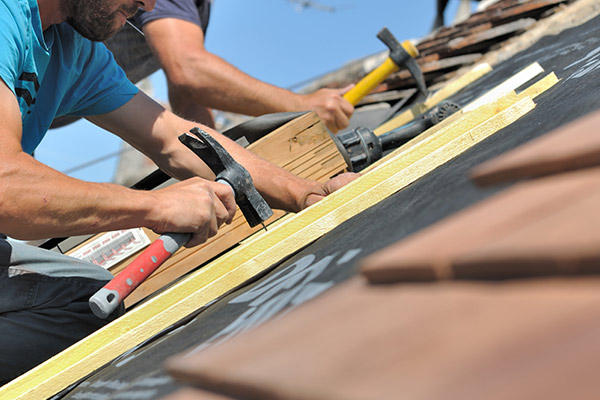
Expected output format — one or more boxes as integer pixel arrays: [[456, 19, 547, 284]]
[[180, 128, 273, 228], [343, 27, 427, 106], [89, 128, 273, 319]]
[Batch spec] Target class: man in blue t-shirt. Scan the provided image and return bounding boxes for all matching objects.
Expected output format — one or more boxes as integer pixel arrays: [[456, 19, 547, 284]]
[[101, 0, 355, 133], [0, 0, 356, 384]]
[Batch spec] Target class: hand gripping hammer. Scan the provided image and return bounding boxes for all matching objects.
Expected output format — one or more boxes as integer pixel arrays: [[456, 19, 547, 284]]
[[343, 27, 428, 106], [89, 128, 273, 319]]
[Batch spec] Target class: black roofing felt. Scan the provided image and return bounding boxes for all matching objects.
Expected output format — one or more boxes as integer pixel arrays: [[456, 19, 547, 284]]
[[56, 14, 600, 400]]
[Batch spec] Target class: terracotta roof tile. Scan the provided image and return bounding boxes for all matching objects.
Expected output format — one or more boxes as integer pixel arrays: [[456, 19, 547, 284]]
[[471, 109, 600, 185], [361, 165, 600, 283], [165, 277, 600, 400]]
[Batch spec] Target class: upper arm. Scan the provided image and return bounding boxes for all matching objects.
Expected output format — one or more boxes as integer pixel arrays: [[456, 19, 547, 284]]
[[87, 90, 191, 159], [0, 77, 24, 156], [142, 18, 208, 83], [0, 1, 25, 152], [87, 90, 216, 180]]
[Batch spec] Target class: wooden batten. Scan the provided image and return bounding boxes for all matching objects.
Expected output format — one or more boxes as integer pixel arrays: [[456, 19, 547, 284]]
[[373, 63, 492, 135]]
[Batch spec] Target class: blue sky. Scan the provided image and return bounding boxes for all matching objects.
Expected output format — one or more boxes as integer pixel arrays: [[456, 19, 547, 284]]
[[35, 0, 470, 183]]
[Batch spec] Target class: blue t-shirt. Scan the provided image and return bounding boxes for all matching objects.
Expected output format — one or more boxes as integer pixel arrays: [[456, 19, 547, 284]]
[[0, 0, 139, 154]]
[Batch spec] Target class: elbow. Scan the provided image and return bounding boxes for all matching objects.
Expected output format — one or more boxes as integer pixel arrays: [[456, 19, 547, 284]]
[[163, 53, 212, 94]]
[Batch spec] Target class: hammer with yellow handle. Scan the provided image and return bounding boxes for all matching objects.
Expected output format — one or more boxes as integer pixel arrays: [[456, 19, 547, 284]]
[[343, 28, 428, 106]]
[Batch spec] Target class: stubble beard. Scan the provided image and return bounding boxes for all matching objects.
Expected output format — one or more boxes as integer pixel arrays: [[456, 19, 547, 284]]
[[61, 0, 137, 41]]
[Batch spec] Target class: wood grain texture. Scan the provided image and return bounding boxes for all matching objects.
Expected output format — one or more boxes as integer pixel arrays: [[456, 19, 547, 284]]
[[374, 63, 492, 135]]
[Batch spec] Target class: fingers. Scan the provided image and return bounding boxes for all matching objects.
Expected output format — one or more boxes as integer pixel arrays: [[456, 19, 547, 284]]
[[211, 181, 237, 225], [185, 181, 234, 248], [325, 105, 352, 133], [312, 88, 354, 133], [324, 172, 361, 197], [152, 177, 237, 248], [301, 172, 361, 209], [185, 205, 217, 248]]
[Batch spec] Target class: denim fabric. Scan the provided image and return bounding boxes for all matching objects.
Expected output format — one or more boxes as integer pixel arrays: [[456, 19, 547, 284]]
[[0, 241, 124, 385]]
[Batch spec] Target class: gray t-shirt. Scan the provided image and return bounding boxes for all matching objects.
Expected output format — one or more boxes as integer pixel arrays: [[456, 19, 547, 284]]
[[105, 0, 212, 84]]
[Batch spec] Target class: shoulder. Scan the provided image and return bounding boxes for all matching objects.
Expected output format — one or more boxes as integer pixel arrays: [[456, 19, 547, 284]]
[[0, 0, 29, 41], [0, 0, 27, 20], [0, 0, 31, 88], [54, 23, 115, 66]]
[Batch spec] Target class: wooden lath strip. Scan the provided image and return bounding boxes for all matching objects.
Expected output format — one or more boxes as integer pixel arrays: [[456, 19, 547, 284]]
[[365, 69, 557, 174], [465, 62, 544, 111], [374, 63, 492, 135], [0, 79, 546, 400]]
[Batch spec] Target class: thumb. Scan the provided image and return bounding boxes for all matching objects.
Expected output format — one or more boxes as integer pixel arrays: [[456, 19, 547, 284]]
[[337, 84, 355, 96], [213, 181, 237, 224]]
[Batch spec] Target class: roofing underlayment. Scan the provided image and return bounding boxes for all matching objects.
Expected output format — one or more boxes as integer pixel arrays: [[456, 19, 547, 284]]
[[2, 0, 600, 398]]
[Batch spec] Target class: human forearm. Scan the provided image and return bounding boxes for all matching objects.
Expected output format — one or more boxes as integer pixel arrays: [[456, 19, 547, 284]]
[[168, 50, 304, 116], [0, 151, 235, 245], [0, 153, 158, 239], [155, 113, 320, 213], [95, 92, 357, 216], [142, 19, 353, 132]]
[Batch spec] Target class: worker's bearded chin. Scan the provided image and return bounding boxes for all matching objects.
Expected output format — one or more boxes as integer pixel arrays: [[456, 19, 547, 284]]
[[62, 0, 137, 41]]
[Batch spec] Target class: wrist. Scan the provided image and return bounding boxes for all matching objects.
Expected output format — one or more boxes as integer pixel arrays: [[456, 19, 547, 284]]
[[134, 190, 165, 232], [279, 92, 309, 114]]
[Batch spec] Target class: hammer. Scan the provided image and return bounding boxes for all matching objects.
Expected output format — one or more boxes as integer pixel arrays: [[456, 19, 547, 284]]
[[332, 101, 460, 171], [89, 128, 273, 319], [343, 27, 427, 106]]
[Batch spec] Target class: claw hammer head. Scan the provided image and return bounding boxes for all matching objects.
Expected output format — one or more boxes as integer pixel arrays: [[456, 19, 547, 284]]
[[343, 27, 427, 106], [179, 128, 273, 227], [377, 28, 428, 98]]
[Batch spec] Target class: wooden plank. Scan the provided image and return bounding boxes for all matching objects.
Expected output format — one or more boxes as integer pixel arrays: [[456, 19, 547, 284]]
[[373, 63, 492, 135], [471, 106, 600, 186], [418, 23, 493, 52], [456, 0, 568, 28], [0, 72, 537, 400], [294, 73, 560, 283], [364, 74, 557, 172], [67, 112, 347, 307], [422, 18, 536, 58], [455, 180, 600, 278], [464, 62, 544, 111], [489, 0, 573, 24], [449, 18, 536, 50]]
